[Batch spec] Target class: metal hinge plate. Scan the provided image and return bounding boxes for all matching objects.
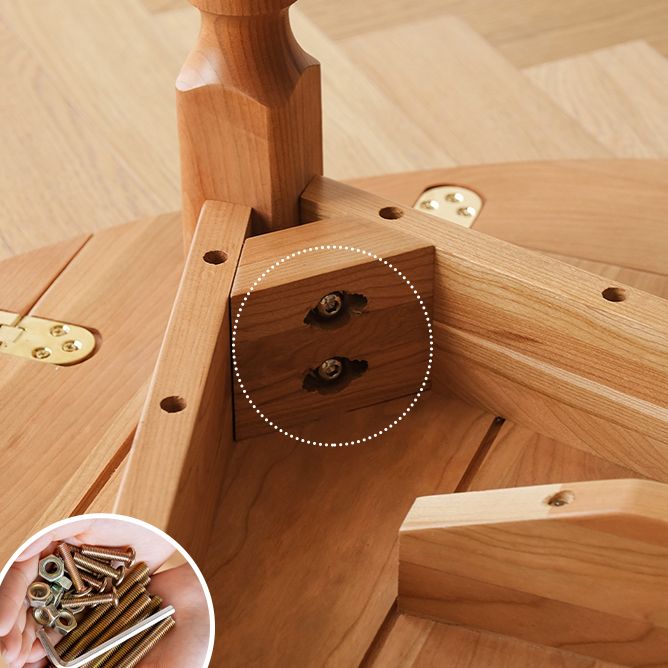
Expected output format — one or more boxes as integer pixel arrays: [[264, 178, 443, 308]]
[[0, 311, 96, 365], [414, 185, 483, 228]]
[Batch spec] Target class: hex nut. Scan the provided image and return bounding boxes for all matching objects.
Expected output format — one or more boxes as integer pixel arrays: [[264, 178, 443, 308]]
[[39, 555, 65, 582], [54, 574, 73, 592], [33, 604, 58, 627], [54, 610, 77, 636], [27, 582, 53, 609], [50, 580, 71, 608]]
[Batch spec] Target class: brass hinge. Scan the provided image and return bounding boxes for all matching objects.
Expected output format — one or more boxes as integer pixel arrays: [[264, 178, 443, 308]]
[[414, 185, 483, 228], [0, 311, 96, 365]]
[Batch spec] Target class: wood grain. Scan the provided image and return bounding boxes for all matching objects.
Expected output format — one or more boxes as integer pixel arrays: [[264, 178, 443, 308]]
[[365, 612, 624, 668], [177, 0, 322, 238], [341, 17, 608, 164], [302, 177, 668, 414], [399, 480, 668, 666], [118, 202, 250, 562], [526, 42, 668, 159], [231, 218, 433, 440], [0, 214, 182, 565], [349, 160, 668, 275], [205, 394, 495, 667]]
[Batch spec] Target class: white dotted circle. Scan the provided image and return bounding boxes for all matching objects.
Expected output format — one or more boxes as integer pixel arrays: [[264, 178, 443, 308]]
[[232, 245, 434, 447]]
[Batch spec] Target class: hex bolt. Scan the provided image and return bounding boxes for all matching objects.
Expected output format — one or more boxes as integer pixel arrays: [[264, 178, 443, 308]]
[[113, 616, 176, 668], [62, 586, 119, 610], [317, 358, 343, 382], [316, 293, 343, 319], [81, 544, 137, 567], [74, 552, 126, 584], [57, 543, 90, 594], [56, 564, 150, 657]]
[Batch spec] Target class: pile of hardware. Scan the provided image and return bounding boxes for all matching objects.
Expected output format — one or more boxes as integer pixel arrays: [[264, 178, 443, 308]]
[[26, 542, 175, 668]]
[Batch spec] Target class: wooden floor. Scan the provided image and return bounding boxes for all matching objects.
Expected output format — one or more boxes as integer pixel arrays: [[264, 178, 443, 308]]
[[1, 0, 668, 258]]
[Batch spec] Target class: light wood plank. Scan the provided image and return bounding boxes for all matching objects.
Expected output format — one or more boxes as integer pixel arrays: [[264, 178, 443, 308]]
[[0, 11, 162, 258], [118, 201, 250, 562], [365, 612, 624, 668], [341, 17, 608, 164], [526, 41, 668, 158], [349, 160, 668, 275], [399, 480, 668, 666], [0, 214, 182, 565], [205, 394, 495, 666]]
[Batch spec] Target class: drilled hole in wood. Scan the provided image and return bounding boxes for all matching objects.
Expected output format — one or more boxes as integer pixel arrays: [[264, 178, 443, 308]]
[[379, 206, 404, 220], [602, 286, 626, 302], [203, 250, 228, 265], [160, 396, 187, 413], [545, 490, 575, 507]]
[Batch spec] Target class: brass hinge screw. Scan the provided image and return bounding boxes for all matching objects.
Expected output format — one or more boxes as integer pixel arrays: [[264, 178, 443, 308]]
[[56, 544, 89, 595], [81, 544, 137, 567], [61, 586, 119, 611], [73, 552, 126, 584], [114, 616, 176, 668]]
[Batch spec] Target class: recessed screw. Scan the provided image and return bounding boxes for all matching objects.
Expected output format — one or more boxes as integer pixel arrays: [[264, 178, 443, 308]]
[[420, 199, 440, 210], [445, 192, 464, 203], [50, 324, 70, 337], [317, 358, 343, 382], [32, 347, 51, 360], [457, 206, 476, 217], [62, 339, 82, 353], [316, 293, 343, 319]]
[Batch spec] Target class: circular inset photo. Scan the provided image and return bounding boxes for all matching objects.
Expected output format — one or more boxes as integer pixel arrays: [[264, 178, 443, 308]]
[[0, 514, 213, 668]]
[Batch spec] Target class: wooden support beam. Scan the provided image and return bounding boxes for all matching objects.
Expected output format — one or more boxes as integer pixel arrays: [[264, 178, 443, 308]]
[[398, 480, 668, 667], [301, 176, 668, 478], [230, 217, 433, 440], [117, 201, 250, 562], [178, 0, 323, 242]]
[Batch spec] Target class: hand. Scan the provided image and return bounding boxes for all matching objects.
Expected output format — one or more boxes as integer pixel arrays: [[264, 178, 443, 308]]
[[0, 518, 178, 667]]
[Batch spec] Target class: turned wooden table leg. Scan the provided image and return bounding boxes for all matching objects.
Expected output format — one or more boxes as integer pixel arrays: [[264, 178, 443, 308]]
[[178, 0, 323, 243]]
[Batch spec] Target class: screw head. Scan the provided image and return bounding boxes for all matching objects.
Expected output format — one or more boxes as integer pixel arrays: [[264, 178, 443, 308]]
[[445, 192, 464, 203], [61, 340, 82, 353], [50, 324, 70, 337], [420, 199, 440, 211], [317, 358, 343, 382], [32, 347, 51, 360], [457, 206, 476, 217], [316, 293, 343, 319]]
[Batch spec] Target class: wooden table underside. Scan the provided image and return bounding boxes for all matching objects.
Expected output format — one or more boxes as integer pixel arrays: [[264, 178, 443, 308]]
[[0, 162, 666, 667]]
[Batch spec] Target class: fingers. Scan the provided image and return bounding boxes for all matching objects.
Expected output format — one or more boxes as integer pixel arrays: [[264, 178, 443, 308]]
[[15, 519, 95, 562], [0, 557, 38, 637]]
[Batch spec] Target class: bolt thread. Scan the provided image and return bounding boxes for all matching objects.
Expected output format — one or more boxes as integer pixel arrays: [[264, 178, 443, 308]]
[[113, 617, 175, 668], [62, 590, 118, 610], [61, 581, 146, 660], [56, 564, 149, 655], [57, 543, 87, 594], [74, 553, 122, 580], [101, 596, 164, 668], [92, 594, 150, 649], [81, 545, 135, 566], [81, 573, 106, 592]]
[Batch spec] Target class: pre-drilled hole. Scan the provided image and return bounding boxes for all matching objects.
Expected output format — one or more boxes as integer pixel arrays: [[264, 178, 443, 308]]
[[160, 396, 187, 413], [379, 206, 404, 220], [545, 490, 575, 507], [203, 250, 228, 265], [602, 286, 626, 302]]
